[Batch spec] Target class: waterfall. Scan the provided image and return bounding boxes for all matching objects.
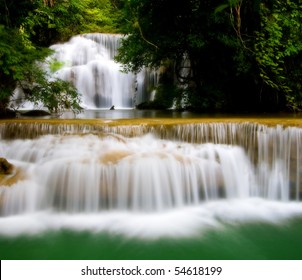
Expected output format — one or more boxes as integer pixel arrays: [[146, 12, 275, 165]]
[[49, 33, 158, 109], [1, 122, 302, 238]]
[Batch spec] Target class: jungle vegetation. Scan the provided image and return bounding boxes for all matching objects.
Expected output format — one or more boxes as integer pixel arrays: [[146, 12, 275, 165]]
[[1, 0, 302, 115]]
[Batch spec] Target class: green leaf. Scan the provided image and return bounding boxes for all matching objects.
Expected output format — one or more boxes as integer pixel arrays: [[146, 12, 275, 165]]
[[214, 4, 229, 14]]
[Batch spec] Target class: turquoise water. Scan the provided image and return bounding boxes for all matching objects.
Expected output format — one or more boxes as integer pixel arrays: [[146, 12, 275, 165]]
[[1, 219, 302, 260]]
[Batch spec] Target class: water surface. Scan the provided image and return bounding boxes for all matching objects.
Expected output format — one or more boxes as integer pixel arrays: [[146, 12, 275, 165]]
[[1, 218, 302, 260]]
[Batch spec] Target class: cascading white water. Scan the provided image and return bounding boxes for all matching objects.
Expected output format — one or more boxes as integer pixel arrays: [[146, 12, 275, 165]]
[[1, 122, 302, 238], [49, 33, 158, 109], [0, 133, 257, 214]]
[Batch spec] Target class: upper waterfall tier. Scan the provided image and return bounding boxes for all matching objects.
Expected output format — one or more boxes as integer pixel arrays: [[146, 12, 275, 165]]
[[49, 33, 158, 109]]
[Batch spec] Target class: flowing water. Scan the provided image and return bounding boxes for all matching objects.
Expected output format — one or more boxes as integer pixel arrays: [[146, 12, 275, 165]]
[[49, 34, 158, 109], [11, 33, 158, 110], [1, 121, 302, 259], [5, 32, 302, 259]]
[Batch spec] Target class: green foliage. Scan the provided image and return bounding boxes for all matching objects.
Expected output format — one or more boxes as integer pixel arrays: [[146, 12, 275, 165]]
[[116, 0, 259, 111], [2, 0, 302, 113], [116, 33, 158, 73], [0, 24, 52, 109], [26, 77, 82, 115], [48, 58, 64, 73], [24, 0, 126, 45], [142, 84, 178, 110], [0, 1, 91, 115], [255, 0, 302, 110], [0, 0, 36, 28], [116, 0, 302, 112], [1, 22, 81, 115], [12, 61, 83, 115]]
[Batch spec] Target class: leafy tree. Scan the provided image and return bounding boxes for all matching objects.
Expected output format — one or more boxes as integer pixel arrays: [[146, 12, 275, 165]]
[[255, 0, 302, 111], [0, 0, 88, 116], [116, 0, 302, 112], [0, 24, 51, 110], [2, 0, 302, 114], [115, 0, 264, 111], [24, 0, 127, 46], [25, 77, 82, 115], [1, 25, 82, 115]]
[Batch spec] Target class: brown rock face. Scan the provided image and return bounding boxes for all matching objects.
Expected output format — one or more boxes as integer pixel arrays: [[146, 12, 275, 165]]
[[0, 158, 13, 175], [0, 158, 25, 187]]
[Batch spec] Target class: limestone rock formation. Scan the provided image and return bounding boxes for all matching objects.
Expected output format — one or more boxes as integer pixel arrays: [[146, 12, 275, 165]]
[[0, 158, 13, 175], [0, 158, 25, 187]]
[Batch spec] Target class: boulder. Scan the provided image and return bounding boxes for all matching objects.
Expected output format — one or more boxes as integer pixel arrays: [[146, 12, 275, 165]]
[[0, 109, 16, 119], [0, 158, 13, 175], [0, 165, 25, 187], [0, 158, 26, 188], [20, 110, 50, 116]]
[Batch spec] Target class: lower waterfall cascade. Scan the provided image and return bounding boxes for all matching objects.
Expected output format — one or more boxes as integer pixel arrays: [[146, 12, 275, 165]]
[[1, 122, 302, 238]]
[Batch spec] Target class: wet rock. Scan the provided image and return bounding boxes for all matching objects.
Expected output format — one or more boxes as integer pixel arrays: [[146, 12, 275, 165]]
[[0, 167, 25, 187], [0, 109, 16, 119], [20, 110, 50, 117], [0, 158, 13, 175], [0, 158, 26, 188], [100, 151, 131, 165]]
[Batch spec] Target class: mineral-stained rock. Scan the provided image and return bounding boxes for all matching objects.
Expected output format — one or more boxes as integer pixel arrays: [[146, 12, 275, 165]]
[[0, 158, 13, 175], [0, 158, 26, 187], [99, 151, 132, 165], [0, 168, 25, 187]]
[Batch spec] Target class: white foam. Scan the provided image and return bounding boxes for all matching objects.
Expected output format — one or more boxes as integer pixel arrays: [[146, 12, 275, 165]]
[[1, 199, 302, 238]]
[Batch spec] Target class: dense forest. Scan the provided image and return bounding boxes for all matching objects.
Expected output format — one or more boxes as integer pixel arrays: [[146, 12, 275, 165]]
[[1, 0, 302, 116]]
